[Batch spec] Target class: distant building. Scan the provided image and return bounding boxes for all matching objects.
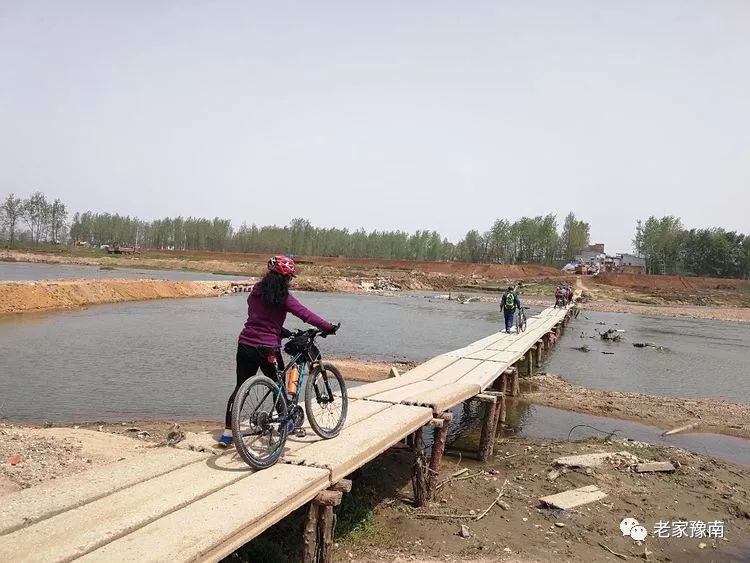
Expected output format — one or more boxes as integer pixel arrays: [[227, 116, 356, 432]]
[[588, 243, 605, 253], [618, 253, 646, 274]]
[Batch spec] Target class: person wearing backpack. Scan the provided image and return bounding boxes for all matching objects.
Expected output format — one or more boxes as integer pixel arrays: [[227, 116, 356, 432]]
[[554, 286, 565, 308], [501, 285, 520, 333]]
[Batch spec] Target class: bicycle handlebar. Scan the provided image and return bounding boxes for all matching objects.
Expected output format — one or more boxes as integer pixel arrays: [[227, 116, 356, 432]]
[[286, 322, 341, 340]]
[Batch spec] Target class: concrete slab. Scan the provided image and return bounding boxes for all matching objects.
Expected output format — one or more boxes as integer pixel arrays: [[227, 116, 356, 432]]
[[348, 355, 458, 399], [426, 358, 483, 385], [539, 485, 607, 510], [401, 383, 481, 413], [0, 448, 205, 536], [365, 379, 440, 404], [78, 464, 330, 563], [0, 456, 254, 562], [283, 404, 433, 482], [456, 361, 507, 389]]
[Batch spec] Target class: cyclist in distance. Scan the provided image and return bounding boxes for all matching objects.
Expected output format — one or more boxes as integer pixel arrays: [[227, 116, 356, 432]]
[[501, 284, 521, 334], [218, 255, 338, 447]]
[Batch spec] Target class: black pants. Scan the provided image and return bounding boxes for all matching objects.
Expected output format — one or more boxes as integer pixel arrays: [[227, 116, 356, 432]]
[[224, 343, 284, 429]]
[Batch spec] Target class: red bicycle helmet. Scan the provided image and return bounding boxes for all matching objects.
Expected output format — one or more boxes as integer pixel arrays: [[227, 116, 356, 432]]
[[268, 255, 296, 277]]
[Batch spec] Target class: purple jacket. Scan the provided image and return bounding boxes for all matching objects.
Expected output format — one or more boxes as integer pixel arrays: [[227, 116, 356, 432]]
[[238, 284, 335, 348]]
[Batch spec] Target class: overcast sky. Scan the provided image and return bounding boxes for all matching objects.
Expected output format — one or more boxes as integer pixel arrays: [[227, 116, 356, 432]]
[[1, 1, 748, 252]]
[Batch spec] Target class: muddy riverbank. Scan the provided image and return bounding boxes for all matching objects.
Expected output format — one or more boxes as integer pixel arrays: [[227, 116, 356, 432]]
[[524, 374, 750, 440], [249, 436, 750, 563]]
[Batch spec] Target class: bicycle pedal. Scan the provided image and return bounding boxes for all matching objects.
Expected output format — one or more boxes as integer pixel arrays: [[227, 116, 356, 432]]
[[294, 428, 306, 438]]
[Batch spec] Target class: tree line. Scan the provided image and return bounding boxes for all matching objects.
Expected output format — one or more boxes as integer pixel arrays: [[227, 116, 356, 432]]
[[0, 192, 68, 246], [1, 192, 593, 264], [634, 216, 750, 278]]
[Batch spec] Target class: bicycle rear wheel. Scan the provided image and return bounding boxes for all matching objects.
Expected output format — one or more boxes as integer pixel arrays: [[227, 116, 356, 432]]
[[231, 374, 289, 470], [520, 311, 527, 332], [305, 363, 348, 439]]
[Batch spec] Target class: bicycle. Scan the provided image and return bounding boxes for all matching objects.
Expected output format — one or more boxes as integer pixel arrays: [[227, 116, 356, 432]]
[[515, 306, 528, 333], [231, 324, 347, 470]]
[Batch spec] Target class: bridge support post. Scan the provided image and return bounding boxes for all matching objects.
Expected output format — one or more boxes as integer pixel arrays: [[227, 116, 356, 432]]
[[426, 411, 453, 500], [525, 349, 534, 376], [536, 340, 543, 367], [302, 482, 351, 563], [477, 394, 498, 461], [502, 367, 519, 397], [411, 427, 427, 507]]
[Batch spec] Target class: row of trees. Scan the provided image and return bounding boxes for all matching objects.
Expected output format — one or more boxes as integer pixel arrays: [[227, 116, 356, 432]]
[[0, 192, 68, 246], [1, 192, 593, 264], [7, 191, 748, 278], [454, 213, 590, 265], [634, 216, 750, 278], [63, 211, 591, 264]]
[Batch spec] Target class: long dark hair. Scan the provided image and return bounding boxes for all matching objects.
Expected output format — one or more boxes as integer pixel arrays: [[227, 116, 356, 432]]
[[259, 271, 290, 306]]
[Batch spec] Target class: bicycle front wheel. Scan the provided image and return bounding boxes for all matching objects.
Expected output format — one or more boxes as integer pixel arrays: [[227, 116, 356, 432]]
[[231, 375, 289, 470], [305, 363, 348, 439]]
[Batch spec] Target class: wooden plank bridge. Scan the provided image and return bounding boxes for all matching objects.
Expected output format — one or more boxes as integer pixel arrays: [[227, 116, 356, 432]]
[[0, 305, 575, 562]]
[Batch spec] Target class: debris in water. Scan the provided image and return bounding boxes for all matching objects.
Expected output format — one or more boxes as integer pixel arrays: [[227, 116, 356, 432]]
[[573, 345, 590, 353], [633, 342, 667, 351], [598, 328, 624, 342]]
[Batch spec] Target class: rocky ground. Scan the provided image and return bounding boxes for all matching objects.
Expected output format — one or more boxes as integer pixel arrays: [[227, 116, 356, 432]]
[[244, 436, 750, 563]]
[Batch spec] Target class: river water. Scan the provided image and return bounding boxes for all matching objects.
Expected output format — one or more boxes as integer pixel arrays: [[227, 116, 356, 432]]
[[1, 268, 749, 462]]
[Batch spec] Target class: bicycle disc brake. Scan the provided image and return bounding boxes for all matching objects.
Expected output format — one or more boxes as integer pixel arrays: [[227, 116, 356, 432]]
[[290, 405, 305, 428]]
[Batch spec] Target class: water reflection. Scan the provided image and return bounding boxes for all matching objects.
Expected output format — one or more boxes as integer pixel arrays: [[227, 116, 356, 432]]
[[435, 398, 750, 467]]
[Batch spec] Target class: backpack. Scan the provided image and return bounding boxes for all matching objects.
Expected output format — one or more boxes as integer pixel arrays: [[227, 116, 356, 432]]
[[555, 288, 563, 298], [504, 292, 515, 309]]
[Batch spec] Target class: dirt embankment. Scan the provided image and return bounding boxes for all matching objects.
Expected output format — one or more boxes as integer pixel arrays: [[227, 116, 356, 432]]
[[5, 249, 750, 313], [0, 279, 236, 314], [524, 374, 750, 440], [579, 301, 750, 322]]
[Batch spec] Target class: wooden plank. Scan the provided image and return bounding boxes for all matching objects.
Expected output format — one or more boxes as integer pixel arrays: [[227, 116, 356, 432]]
[[402, 382, 481, 413], [348, 355, 458, 399], [78, 464, 331, 563], [457, 361, 507, 390], [283, 404, 433, 482], [0, 455, 255, 562], [539, 485, 607, 510], [0, 448, 206, 536], [426, 358, 483, 385], [366, 379, 440, 404], [281, 399, 391, 456], [458, 349, 499, 361]]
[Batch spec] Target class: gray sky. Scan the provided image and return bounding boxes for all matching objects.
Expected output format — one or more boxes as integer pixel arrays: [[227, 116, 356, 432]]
[[1, 1, 748, 252]]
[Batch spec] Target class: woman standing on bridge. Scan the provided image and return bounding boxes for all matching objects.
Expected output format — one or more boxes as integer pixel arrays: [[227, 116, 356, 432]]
[[218, 255, 338, 447]]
